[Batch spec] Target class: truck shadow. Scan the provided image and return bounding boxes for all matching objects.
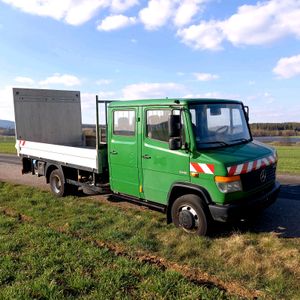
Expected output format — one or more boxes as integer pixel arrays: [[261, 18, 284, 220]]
[[210, 183, 300, 238], [76, 184, 300, 238]]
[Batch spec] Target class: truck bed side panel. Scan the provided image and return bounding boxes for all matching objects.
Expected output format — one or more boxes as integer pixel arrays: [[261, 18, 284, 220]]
[[17, 140, 97, 171]]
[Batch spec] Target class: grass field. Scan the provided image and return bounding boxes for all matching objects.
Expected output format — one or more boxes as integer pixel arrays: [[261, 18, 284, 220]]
[[0, 182, 299, 299], [0, 215, 227, 300], [276, 145, 300, 174], [0, 136, 16, 154]]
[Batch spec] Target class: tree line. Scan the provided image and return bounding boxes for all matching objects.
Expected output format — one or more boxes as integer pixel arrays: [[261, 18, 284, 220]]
[[1, 122, 300, 137], [250, 122, 300, 136]]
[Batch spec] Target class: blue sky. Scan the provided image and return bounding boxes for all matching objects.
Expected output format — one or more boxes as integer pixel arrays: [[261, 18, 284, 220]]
[[0, 0, 300, 124]]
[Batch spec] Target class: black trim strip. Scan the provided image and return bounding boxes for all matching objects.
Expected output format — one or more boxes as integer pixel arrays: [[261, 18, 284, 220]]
[[111, 193, 166, 212]]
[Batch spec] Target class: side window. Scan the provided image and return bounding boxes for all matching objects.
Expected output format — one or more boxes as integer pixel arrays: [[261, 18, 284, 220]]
[[113, 110, 135, 136], [146, 109, 171, 142]]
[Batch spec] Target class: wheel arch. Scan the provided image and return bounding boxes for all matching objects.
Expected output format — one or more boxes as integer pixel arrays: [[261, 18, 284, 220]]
[[45, 164, 62, 183], [166, 182, 212, 224]]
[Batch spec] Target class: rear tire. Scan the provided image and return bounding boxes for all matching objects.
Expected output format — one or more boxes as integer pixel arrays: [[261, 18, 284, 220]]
[[49, 169, 67, 197], [171, 194, 209, 236]]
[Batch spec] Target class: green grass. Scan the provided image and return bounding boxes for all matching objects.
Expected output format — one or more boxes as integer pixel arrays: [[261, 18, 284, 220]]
[[0, 136, 16, 154], [1, 182, 300, 299], [275, 145, 300, 175], [0, 214, 229, 300]]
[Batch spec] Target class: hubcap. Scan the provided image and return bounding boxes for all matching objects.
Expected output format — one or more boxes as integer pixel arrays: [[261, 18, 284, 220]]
[[178, 206, 199, 232], [52, 175, 62, 194]]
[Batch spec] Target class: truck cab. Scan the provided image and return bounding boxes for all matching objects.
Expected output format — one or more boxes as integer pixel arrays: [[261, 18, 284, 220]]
[[107, 98, 280, 235]]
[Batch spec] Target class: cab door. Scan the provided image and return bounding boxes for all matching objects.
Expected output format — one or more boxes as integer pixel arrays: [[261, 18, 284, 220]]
[[108, 107, 140, 197], [141, 107, 190, 204]]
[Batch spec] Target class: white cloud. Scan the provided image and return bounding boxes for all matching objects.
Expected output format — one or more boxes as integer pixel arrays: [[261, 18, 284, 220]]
[[110, 0, 139, 12], [273, 54, 300, 79], [1, 0, 138, 26], [193, 72, 219, 81], [64, 1, 109, 25], [2, 0, 68, 21], [174, 0, 202, 27], [2, 0, 210, 32], [15, 76, 35, 85], [39, 73, 81, 87], [97, 14, 136, 31], [221, 0, 300, 46], [2, 0, 110, 26], [139, 0, 209, 30], [178, 0, 300, 50], [177, 21, 224, 50], [122, 82, 184, 99], [139, 0, 174, 30]]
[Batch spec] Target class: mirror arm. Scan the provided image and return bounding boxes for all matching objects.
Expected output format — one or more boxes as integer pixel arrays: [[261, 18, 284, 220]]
[[244, 105, 249, 121]]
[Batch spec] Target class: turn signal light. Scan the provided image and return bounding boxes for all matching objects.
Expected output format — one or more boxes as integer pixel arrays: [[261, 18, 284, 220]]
[[215, 175, 242, 193], [190, 172, 199, 177], [215, 175, 240, 182]]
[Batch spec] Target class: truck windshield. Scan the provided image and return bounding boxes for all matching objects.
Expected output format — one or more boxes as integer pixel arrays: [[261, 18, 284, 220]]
[[189, 103, 251, 149]]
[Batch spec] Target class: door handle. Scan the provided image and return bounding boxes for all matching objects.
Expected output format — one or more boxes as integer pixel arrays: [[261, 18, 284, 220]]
[[110, 150, 118, 155], [142, 154, 151, 159]]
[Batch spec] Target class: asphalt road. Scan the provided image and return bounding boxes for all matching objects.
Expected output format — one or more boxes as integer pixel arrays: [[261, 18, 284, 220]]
[[0, 154, 299, 238]]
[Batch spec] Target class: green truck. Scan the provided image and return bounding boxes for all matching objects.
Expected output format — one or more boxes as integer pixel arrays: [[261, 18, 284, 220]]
[[14, 88, 280, 236]]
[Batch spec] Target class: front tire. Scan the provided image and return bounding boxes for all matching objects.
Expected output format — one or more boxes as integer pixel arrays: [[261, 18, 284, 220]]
[[171, 194, 209, 236]]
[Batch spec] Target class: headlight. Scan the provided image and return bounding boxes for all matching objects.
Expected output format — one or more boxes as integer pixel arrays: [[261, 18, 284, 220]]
[[215, 175, 242, 193]]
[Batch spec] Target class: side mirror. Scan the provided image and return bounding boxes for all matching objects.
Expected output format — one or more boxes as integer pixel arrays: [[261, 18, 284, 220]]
[[244, 106, 249, 121], [168, 115, 181, 137], [169, 137, 182, 150], [168, 115, 182, 150]]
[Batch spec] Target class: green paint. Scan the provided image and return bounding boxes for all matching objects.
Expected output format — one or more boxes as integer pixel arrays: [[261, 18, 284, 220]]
[[107, 98, 277, 207]]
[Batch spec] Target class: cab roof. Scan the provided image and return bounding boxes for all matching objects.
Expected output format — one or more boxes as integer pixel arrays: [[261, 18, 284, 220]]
[[108, 98, 242, 108]]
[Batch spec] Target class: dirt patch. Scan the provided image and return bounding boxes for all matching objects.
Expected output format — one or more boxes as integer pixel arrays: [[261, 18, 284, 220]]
[[1, 207, 33, 223], [0, 162, 49, 190]]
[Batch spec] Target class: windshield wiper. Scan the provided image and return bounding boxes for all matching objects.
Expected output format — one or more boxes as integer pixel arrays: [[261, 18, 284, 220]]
[[199, 141, 229, 146], [230, 138, 249, 143]]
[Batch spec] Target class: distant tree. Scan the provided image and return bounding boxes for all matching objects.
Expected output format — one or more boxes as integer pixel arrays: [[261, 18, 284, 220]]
[[250, 122, 300, 136]]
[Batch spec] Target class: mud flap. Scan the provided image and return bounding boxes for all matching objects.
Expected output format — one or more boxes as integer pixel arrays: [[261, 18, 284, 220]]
[[22, 157, 32, 174]]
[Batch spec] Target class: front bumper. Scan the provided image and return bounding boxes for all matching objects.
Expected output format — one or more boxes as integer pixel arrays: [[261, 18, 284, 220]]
[[209, 181, 280, 222]]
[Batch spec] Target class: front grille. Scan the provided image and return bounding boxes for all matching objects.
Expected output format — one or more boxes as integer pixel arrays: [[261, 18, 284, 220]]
[[240, 164, 276, 192]]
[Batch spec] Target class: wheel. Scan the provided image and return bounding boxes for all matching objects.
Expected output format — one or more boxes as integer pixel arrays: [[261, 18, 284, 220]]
[[49, 169, 67, 197], [171, 194, 209, 236]]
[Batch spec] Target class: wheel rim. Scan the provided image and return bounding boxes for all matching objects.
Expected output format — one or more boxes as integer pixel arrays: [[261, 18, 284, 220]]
[[178, 205, 199, 233], [52, 175, 62, 194]]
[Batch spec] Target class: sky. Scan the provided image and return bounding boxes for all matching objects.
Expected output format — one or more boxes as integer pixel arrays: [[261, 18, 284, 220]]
[[0, 0, 300, 124]]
